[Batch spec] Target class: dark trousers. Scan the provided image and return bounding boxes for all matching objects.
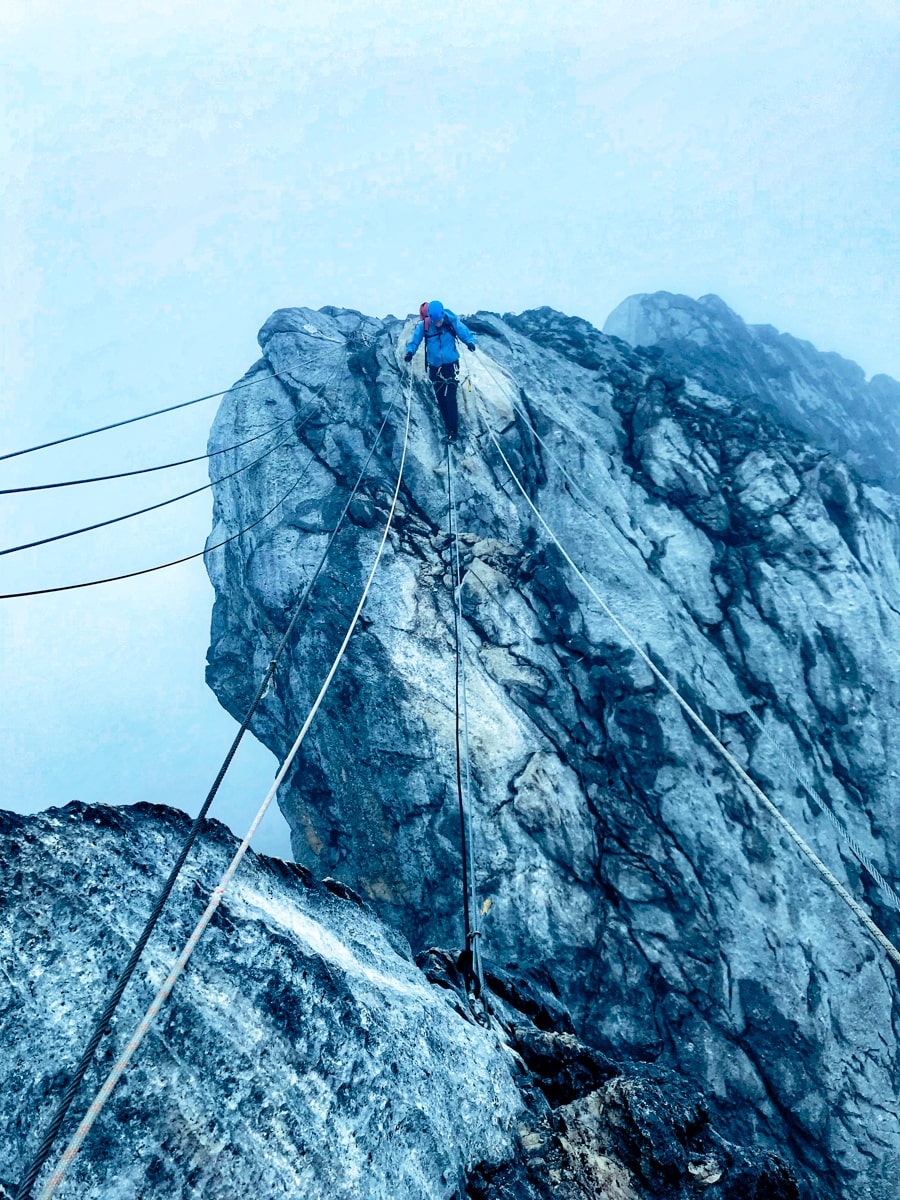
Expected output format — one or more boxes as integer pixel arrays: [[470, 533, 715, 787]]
[[428, 362, 459, 439]]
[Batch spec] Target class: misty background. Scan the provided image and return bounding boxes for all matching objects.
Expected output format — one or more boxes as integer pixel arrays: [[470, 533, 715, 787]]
[[2, 0, 897, 858]]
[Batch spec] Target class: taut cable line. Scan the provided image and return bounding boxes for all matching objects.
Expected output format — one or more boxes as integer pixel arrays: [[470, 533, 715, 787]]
[[0, 432, 296, 558], [27, 368, 412, 1200], [0, 412, 299, 494], [0, 362, 317, 463], [446, 438, 487, 1008], [1, 366, 343, 598], [469, 372, 900, 973]]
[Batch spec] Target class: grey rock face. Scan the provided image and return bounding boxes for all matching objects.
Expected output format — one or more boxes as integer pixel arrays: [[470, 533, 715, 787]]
[[0, 803, 799, 1199], [604, 290, 900, 493], [0, 803, 525, 1198], [205, 302, 900, 1199]]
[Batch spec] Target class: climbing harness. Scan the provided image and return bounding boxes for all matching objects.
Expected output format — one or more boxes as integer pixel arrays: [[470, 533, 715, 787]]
[[27, 370, 413, 1200], [470, 385, 900, 973], [446, 439, 488, 1017]]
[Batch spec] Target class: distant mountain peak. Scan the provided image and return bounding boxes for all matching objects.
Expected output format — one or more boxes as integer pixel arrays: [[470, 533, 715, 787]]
[[605, 291, 899, 491]]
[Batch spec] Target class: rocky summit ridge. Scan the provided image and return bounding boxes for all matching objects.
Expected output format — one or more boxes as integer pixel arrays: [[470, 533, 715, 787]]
[[203, 296, 899, 1199], [604, 291, 900, 494], [1, 294, 897, 1199]]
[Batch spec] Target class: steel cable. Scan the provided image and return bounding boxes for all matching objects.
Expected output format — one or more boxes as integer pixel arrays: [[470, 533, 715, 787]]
[[0, 359, 326, 464], [0, 412, 299, 494], [32, 367, 413, 1200], [0, 368, 349, 599], [0, 476, 302, 601], [446, 439, 487, 1007], [16, 353, 403, 1197], [471, 382, 900, 972], [1, 432, 297, 559]]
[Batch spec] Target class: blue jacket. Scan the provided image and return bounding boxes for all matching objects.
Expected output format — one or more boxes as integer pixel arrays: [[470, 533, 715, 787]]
[[406, 309, 476, 367]]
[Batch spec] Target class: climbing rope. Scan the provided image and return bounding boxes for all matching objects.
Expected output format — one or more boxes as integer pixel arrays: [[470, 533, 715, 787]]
[[743, 708, 900, 913], [470, 383, 900, 972], [29, 367, 412, 1200], [464, 346, 900, 923], [0, 430, 297, 558], [446, 440, 487, 1011], [0, 361, 316, 463], [0, 411, 299, 494], [14, 356, 405, 1198]]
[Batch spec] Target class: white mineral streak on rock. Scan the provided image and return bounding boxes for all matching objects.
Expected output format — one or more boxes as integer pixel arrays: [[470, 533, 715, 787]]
[[202, 302, 900, 1199], [0, 805, 524, 1199]]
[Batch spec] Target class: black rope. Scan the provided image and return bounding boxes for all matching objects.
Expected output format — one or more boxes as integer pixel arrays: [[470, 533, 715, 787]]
[[0, 372, 346, 598], [0, 432, 299, 559], [0, 469, 305, 600], [0, 412, 299, 494], [14, 358, 401, 1199], [447, 442, 473, 953], [0, 362, 321, 464], [446, 435, 488, 1016]]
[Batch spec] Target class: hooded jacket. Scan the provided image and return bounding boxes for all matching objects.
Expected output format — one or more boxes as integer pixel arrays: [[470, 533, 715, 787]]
[[406, 307, 476, 367]]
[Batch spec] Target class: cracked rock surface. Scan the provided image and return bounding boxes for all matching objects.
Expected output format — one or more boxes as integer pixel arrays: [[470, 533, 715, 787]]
[[0, 804, 524, 1199], [205, 301, 900, 1199], [0, 805, 796, 1199]]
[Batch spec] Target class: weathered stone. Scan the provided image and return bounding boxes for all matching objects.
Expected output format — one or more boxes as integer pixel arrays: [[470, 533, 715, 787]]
[[0, 802, 797, 1198], [204, 302, 900, 1198], [0, 805, 525, 1198]]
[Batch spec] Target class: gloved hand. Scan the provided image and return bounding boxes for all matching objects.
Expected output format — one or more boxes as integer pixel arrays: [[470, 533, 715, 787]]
[[404, 351, 413, 362], [466, 342, 476, 352]]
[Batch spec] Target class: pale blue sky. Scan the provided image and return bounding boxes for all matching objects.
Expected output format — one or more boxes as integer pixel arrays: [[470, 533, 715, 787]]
[[1, 0, 897, 858]]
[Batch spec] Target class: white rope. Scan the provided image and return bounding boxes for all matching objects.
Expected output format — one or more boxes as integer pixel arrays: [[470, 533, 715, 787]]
[[469, 379, 900, 972], [36, 373, 413, 1200], [466, 348, 900, 928], [743, 708, 900, 913]]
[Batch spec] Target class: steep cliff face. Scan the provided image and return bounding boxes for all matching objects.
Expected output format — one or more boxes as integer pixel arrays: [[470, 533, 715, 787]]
[[205, 301, 900, 1199], [0, 803, 797, 1200], [604, 291, 900, 493]]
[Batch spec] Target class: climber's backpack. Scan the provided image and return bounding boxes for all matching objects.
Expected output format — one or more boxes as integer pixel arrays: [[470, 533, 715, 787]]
[[419, 301, 457, 342]]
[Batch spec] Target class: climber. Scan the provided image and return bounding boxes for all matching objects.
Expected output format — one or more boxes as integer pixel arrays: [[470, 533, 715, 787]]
[[404, 301, 477, 442]]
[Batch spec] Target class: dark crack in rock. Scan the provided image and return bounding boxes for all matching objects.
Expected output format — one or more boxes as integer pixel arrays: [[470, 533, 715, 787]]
[[204, 303, 900, 1199], [0, 805, 795, 1199]]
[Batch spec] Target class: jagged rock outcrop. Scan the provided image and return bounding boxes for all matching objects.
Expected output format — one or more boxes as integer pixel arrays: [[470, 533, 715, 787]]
[[204, 301, 900, 1199], [604, 291, 900, 493], [0, 804, 796, 1199], [0, 803, 521, 1198]]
